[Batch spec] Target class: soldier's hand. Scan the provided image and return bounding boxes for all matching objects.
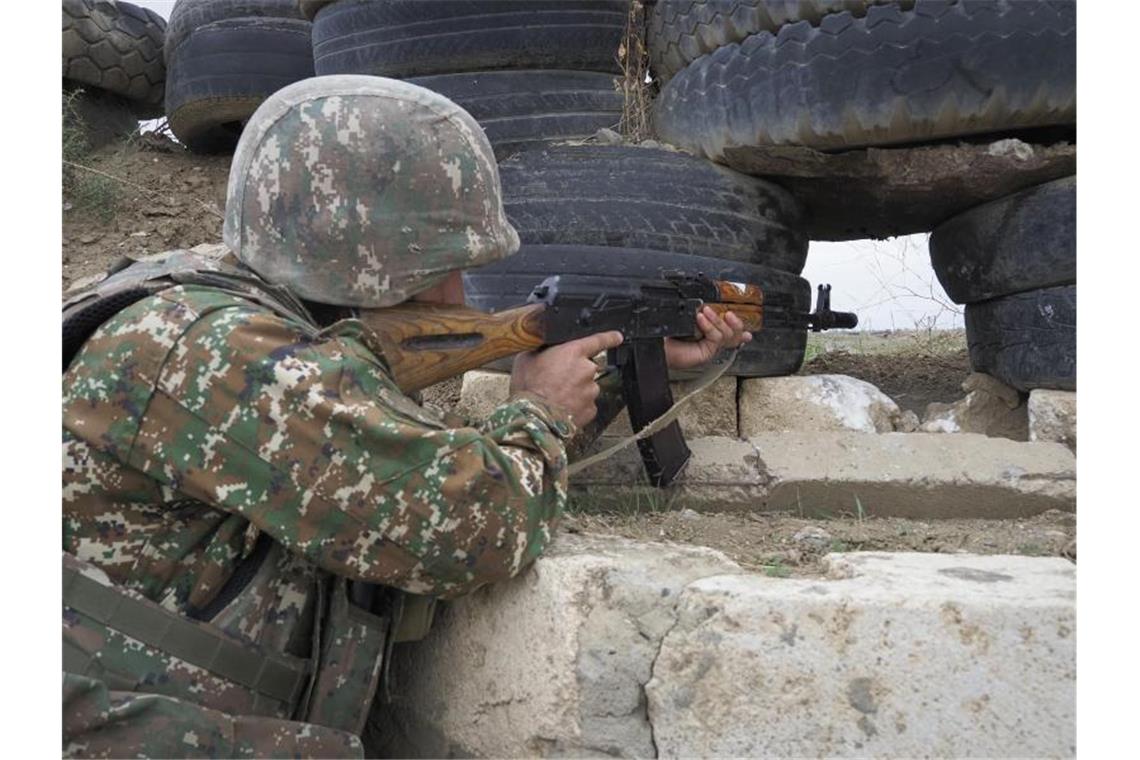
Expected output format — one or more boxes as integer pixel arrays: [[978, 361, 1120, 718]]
[[664, 307, 752, 370], [511, 330, 625, 427]]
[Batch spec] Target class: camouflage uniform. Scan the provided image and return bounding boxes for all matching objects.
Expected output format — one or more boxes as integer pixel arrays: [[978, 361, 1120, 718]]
[[63, 77, 572, 757]]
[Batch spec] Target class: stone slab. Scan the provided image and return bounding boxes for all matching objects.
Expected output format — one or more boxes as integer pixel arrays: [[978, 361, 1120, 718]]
[[721, 138, 1076, 240], [368, 534, 742, 758], [649, 552, 1075, 758], [751, 432, 1075, 519]]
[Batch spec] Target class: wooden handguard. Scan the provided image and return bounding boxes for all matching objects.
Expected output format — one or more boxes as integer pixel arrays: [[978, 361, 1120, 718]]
[[358, 302, 546, 393]]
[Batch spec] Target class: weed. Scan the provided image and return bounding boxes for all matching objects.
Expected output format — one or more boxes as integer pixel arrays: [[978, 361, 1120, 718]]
[[566, 484, 679, 517], [829, 539, 852, 553], [854, 495, 867, 524], [1016, 543, 1046, 557], [69, 173, 122, 223], [764, 560, 792, 579]]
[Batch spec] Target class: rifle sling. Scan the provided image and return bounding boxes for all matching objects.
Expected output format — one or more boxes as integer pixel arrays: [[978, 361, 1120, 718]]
[[63, 560, 310, 707]]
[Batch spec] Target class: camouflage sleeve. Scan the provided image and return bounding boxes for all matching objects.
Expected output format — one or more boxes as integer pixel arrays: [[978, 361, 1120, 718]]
[[64, 287, 574, 598], [63, 672, 363, 758]]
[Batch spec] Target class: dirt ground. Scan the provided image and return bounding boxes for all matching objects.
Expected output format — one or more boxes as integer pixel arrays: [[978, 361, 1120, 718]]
[[63, 133, 1071, 570], [63, 134, 230, 292]]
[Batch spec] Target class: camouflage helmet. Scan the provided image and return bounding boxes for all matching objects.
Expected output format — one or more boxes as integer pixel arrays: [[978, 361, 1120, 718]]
[[223, 75, 520, 307]]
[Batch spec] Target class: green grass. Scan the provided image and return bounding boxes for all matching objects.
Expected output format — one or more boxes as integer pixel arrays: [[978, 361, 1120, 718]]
[[763, 560, 792, 578]]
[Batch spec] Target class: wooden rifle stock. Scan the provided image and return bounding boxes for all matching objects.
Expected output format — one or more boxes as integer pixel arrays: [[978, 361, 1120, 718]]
[[358, 302, 547, 393], [356, 277, 765, 394]]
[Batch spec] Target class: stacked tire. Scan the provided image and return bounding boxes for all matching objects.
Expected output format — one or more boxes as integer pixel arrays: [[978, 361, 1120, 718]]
[[651, 1, 1076, 158], [930, 177, 1076, 392], [305, 0, 627, 159], [164, 0, 314, 153], [308, 0, 816, 378], [647, 0, 1077, 389], [62, 0, 167, 146]]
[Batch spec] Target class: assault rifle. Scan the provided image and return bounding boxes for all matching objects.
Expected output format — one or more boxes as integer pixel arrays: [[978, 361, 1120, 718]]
[[359, 271, 856, 487]]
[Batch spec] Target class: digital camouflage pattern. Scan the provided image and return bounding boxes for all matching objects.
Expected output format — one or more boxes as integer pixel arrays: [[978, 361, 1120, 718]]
[[64, 672, 363, 758], [63, 283, 574, 751], [224, 75, 520, 308]]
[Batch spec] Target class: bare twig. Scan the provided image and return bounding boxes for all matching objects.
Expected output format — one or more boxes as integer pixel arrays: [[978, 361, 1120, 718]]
[[618, 0, 652, 142], [62, 159, 224, 220]]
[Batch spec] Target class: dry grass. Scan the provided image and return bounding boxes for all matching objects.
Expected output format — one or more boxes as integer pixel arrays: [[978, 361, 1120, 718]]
[[617, 0, 653, 142]]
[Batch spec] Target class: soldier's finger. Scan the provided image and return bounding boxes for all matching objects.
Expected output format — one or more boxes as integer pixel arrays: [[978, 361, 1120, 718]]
[[697, 309, 726, 343], [569, 330, 624, 358]]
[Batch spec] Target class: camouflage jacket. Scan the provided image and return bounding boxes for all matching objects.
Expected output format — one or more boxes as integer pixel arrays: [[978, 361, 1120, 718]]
[[63, 281, 575, 749]]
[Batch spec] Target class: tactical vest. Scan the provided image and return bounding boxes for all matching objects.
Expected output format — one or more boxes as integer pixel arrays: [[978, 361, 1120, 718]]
[[62, 247, 436, 736]]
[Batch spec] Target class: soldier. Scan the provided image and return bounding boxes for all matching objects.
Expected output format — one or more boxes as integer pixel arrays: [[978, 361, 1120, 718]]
[[62, 76, 749, 757]]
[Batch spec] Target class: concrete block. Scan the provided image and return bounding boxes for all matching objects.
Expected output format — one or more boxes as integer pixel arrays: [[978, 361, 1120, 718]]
[[570, 436, 766, 512], [648, 553, 1075, 758], [1028, 390, 1076, 452], [751, 432, 1075, 519], [740, 375, 906, 435], [370, 534, 742, 758]]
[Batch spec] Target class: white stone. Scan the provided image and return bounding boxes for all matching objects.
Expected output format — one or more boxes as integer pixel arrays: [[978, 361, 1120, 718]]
[[371, 534, 742, 758], [1028, 390, 1076, 451], [750, 432, 1075, 519], [739, 375, 905, 435], [648, 552, 1075, 758]]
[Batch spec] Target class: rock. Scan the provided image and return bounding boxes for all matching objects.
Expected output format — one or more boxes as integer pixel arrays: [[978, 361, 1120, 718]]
[[594, 127, 623, 145], [750, 432, 1075, 519], [648, 553, 1075, 758], [678, 508, 701, 522], [1028, 390, 1076, 452], [608, 376, 737, 438], [987, 137, 1035, 160], [792, 525, 832, 550], [369, 534, 742, 759], [78, 233, 101, 244], [454, 370, 512, 421], [920, 373, 1028, 440], [639, 139, 662, 149], [739, 375, 905, 435], [895, 409, 920, 433]]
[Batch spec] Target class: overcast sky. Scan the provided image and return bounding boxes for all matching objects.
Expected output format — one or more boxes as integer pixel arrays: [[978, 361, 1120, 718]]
[[138, 0, 960, 331]]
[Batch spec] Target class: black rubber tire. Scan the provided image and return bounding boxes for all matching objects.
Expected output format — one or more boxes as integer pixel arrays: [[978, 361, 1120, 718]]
[[62, 0, 167, 117], [654, 1, 1077, 157], [407, 70, 623, 160], [405, 70, 624, 161], [499, 144, 809, 272], [648, 0, 914, 84], [965, 285, 1075, 392], [165, 17, 314, 154], [312, 0, 628, 78], [930, 176, 1075, 304], [464, 246, 811, 378], [299, 0, 335, 21], [165, 0, 304, 62]]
